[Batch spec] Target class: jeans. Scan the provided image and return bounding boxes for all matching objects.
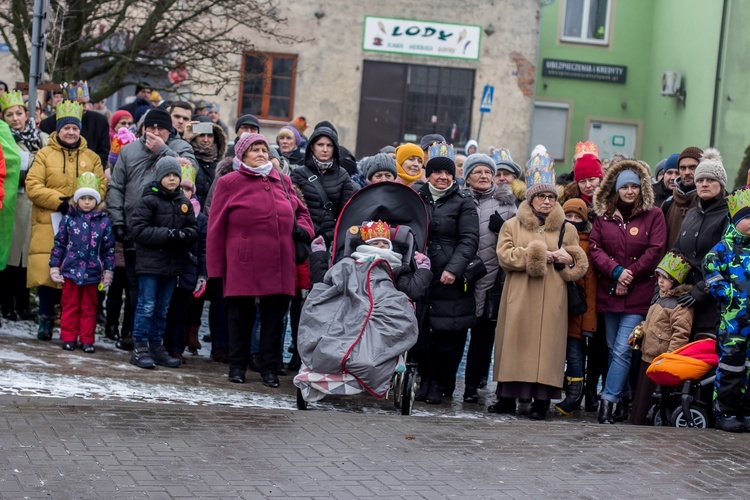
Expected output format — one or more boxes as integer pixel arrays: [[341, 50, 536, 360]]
[[601, 312, 645, 403], [132, 274, 176, 344], [565, 337, 584, 378]]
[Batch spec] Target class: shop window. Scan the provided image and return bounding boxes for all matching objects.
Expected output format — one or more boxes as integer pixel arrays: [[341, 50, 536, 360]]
[[561, 0, 611, 45], [238, 52, 297, 121], [530, 102, 569, 162]]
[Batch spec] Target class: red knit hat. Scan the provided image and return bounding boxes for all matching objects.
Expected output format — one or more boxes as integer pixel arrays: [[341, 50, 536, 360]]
[[574, 153, 603, 182], [110, 109, 133, 130]]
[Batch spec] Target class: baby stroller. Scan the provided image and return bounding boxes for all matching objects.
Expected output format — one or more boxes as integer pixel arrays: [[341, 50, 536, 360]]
[[294, 182, 429, 415], [646, 337, 718, 428]]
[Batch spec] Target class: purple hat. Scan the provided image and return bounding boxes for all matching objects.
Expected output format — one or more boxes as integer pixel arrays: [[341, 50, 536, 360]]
[[278, 125, 302, 146], [235, 133, 270, 161]]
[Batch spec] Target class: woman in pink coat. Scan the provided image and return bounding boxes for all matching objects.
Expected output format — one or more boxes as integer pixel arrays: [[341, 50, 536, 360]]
[[207, 133, 313, 388]]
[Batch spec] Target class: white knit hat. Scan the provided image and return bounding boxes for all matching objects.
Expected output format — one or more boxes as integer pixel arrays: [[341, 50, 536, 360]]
[[694, 148, 727, 189]]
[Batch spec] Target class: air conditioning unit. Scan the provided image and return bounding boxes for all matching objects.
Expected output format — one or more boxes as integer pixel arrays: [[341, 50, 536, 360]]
[[661, 71, 682, 97]]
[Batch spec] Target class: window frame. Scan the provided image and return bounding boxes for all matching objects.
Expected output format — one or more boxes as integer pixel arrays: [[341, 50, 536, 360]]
[[530, 100, 572, 163], [560, 0, 612, 46], [237, 51, 297, 122]]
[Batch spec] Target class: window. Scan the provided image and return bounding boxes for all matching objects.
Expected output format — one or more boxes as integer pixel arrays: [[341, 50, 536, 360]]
[[562, 0, 611, 45], [530, 102, 569, 162], [238, 52, 297, 121]]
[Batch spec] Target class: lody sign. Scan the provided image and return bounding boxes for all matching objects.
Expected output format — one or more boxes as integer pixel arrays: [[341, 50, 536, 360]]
[[542, 58, 627, 84], [363, 16, 481, 61]]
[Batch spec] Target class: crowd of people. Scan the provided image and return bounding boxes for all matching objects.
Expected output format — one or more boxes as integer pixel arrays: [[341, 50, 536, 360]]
[[2, 80, 750, 432]]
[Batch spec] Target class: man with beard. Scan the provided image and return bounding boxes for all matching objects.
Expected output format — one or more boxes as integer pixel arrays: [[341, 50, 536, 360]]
[[663, 147, 702, 248], [653, 153, 679, 208]]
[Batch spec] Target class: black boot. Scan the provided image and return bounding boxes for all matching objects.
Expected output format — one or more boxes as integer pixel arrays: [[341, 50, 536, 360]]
[[598, 400, 614, 424], [555, 377, 584, 416], [415, 378, 430, 401], [37, 314, 54, 340], [488, 396, 516, 414], [463, 385, 479, 403], [104, 324, 119, 341], [529, 399, 550, 420], [613, 396, 630, 423], [425, 380, 442, 405], [149, 342, 181, 368], [583, 388, 600, 412], [130, 342, 155, 369]]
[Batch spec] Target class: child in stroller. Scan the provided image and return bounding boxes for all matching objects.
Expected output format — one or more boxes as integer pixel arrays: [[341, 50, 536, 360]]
[[294, 218, 432, 412]]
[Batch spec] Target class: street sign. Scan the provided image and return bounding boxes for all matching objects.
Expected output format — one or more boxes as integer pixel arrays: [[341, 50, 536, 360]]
[[479, 84, 494, 113]]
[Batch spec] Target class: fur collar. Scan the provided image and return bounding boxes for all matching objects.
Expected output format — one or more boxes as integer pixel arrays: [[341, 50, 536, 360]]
[[593, 160, 654, 217], [510, 178, 527, 202], [660, 283, 692, 298], [516, 200, 565, 233]]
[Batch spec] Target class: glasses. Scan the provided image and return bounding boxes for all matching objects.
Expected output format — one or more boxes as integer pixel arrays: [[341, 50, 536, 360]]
[[535, 194, 557, 201], [470, 170, 493, 178]]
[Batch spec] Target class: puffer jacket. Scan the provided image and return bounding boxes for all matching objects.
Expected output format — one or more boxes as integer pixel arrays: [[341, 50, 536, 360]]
[[590, 160, 667, 316], [25, 133, 106, 288], [290, 127, 355, 243], [129, 182, 198, 276], [176, 211, 207, 290], [640, 283, 694, 363], [704, 224, 750, 336], [107, 132, 197, 237], [418, 182, 479, 331], [48, 207, 115, 286], [672, 195, 728, 335], [193, 123, 227, 208], [469, 183, 517, 317]]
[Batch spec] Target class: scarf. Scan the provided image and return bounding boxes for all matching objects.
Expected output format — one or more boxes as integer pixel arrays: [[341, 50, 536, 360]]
[[470, 183, 495, 199], [350, 245, 403, 268], [312, 156, 334, 172], [428, 182, 453, 202], [570, 219, 588, 232], [239, 160, 273, 177], [11, 119, 43, 153], [531, 207, 548, 227], [193, 142, 218, 163], [397, 163, 423, 185], [616, 199, 635, 221], [579, 192, 592, 205]]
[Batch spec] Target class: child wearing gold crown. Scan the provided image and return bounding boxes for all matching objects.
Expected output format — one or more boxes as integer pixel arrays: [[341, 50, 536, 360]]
[[704, 188, 750, 432], [48, 172, 115, 352], [628, 251, 694, 425]]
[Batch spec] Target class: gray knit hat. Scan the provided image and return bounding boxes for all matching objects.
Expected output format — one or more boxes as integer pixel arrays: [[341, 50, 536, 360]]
[[154, 156, 182, 182], [365, 153, 398, 180], [694, 147, 727, 189], [463, 153, 497, 179]]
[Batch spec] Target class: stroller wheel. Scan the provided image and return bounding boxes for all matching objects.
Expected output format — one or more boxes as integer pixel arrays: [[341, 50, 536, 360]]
[[647, 404, 665, 426], [296, 388, 308, 411], [401, 369, 416, 416], [670, 406, 710, 428], [393, 371, 404, 409]]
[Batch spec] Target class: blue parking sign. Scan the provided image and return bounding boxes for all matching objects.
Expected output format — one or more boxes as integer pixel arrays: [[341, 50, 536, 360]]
[[480, 85, 494, 113]]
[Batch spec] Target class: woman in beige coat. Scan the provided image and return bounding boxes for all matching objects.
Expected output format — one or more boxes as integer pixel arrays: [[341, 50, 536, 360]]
[[490, 153, 588, 420]]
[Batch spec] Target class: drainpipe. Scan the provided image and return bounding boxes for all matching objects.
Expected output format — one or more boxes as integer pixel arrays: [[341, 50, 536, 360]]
[[709, 0, 728, 147]]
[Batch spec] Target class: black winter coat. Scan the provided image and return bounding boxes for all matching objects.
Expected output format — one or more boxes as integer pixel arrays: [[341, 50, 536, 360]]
[[40, 110, 111, 167], [290, 127, 355, 243], [195, 160, 218, 209], [176, 212, 208, 290], [672, 195, 728, 335], [130, 183, 198, 276], [418, 182, 479, 331]]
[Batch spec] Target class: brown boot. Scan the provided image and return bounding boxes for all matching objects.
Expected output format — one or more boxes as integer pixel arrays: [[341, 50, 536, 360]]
[[186, 324, 202, 354]]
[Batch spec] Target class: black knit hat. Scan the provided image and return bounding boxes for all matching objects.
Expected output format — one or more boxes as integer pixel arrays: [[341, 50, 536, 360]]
[[235, 114, 260, 134], [142, 108, 173, 132], [425, 156, 456, 178]]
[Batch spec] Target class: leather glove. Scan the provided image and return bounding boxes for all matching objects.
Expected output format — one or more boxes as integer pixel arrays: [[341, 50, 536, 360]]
[[311, 235, 326, 253], [293, 225, 312, 242], [113, 225, 130, 244], [414, 251, 431, 270], [50, 267, 65, 284], [57, 197, 71, 214], [102, 270, 114, 288], [488, 211, 505, 233], [677, 294, 697, 307]]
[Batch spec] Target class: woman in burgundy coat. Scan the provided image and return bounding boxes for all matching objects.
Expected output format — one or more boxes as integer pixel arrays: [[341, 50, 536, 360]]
[[589, 159, 667, 424], [207, 133, 313, 388]]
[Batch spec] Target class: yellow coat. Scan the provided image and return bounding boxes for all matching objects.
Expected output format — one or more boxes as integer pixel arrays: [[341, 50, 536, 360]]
[[493, 201, 588, 388], [25, 133, 106, 288]]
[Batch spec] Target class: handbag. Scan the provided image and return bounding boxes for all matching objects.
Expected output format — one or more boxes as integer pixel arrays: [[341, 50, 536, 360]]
[[463, 255, 487, 285], [557, 223, 588, 316], [279, 175, 311, 265]]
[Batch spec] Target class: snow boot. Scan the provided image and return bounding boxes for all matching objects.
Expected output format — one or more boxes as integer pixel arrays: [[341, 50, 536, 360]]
[[425, 380, 443, 405], [529, 399, 550, 420], [488, 397, 516, 415], [555, 377, 584, 416], [36, 315, 54, 340], [104, 324, 119, 341], [149, 341, 181, 368], [130, 342, 155, 369]]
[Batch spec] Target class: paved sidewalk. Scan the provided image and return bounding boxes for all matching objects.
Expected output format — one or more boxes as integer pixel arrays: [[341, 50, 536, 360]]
[[2, 395, 750, 499]]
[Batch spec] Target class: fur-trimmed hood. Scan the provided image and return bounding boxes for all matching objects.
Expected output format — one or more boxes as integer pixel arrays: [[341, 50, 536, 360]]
[[516, 199, 566, 234], [593, 159, 654, 217], [659, 283, 692, 298]]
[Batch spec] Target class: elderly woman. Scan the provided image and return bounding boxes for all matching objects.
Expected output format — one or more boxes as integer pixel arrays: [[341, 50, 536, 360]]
[[590, 160, 666, 424], [207, 133, 313, 388], [491, 154, 588, 420], [0, 90, 48, 322], [461, 153, 518, 403], [415, 146, 479, 405], [276, 125, 304, 167], [25, 100, 106, 340]]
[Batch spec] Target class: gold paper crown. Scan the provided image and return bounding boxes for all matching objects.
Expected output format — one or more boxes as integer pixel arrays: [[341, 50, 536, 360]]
[[428, 142, 455, 161], [574, 141, 599, 160], [64, 81, 89, 101], [0, 90, 25, 112], [360, 220, 391, 242], [525, 153, 556, 187], [180, 164, 197, 184], [727, 188, 750, 219], [656, 252, 691, 284], [56, 100, 83, 121]]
